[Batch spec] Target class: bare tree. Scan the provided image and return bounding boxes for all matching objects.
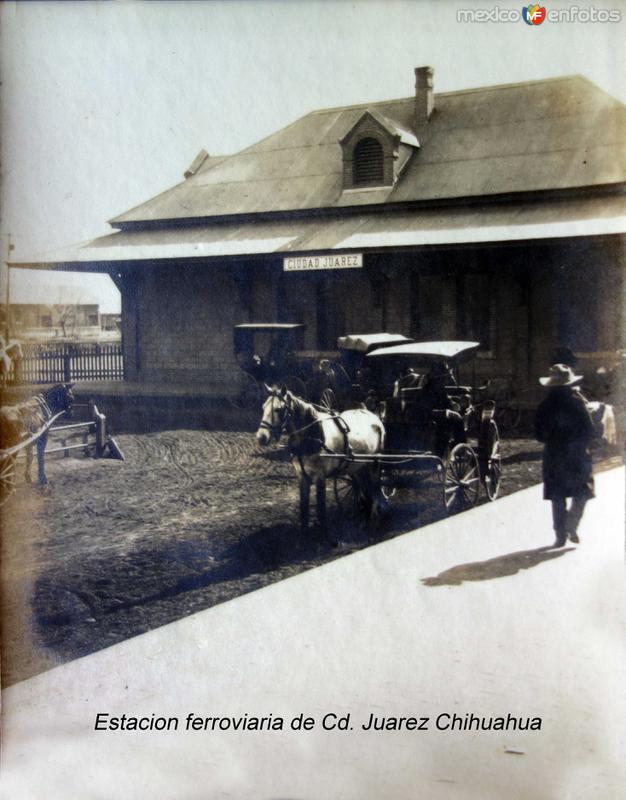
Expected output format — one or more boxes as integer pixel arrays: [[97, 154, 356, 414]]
[[44, 289, 84, 338]]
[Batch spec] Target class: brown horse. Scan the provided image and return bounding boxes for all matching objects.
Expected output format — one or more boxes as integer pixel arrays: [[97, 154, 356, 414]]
[[256, 386, 386, 542], [0, 383, 74, 484]]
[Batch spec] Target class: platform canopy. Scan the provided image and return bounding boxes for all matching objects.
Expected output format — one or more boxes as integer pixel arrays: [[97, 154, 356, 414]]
[[11, 193, 626, 273]]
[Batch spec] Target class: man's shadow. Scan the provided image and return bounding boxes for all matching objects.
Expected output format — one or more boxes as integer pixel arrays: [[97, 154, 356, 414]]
[[422, 545, 575, 587]]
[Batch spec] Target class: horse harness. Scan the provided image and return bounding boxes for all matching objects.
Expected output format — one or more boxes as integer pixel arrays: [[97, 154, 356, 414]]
[[34, 394, 53, 419], [261, 392, 353, 478]]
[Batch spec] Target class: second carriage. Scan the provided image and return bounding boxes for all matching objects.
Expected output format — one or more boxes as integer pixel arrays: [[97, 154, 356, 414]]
[[231, 323, 316, 409]]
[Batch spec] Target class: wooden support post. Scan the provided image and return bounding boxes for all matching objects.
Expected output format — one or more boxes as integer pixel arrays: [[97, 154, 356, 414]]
[[92, 403, 107, 457], [63, 350, 72, 383]]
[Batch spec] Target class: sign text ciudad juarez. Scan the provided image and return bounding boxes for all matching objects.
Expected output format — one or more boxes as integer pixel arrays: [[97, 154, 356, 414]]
[[283, 253, 363, 272]]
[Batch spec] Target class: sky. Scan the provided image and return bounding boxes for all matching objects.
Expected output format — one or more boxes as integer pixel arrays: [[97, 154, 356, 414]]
[[1, 0, 625, 315]]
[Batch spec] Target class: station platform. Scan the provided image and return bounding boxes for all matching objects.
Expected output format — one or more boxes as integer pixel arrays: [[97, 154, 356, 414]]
[[0, 379, 251, 432], [69, 381, 241, 431], [2, 467, 624, 799]]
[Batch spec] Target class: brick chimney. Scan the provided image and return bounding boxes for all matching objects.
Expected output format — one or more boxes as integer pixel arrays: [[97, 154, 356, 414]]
[[415, 66, 434, 126]]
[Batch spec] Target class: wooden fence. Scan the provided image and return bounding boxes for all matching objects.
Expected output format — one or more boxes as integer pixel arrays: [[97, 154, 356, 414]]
[[17, 342, 124, 384]]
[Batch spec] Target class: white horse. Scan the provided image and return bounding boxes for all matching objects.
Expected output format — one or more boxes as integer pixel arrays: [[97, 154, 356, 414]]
[[587, 400, 618, 446], [256, 385, 387, 542], [0, 337, 23, 386]]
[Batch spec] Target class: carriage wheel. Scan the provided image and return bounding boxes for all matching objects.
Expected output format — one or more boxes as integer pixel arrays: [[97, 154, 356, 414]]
[[333, 474, 372, 541], [0, 455, 17, 507], [230, 372, 263, 410], [496, 401, 521, 433], [443, 443, 481, 514], [334, 474, 369, 517], [482, 419, 502, 501], [320, 387, 338, 411], [283, 375, 307, 400]]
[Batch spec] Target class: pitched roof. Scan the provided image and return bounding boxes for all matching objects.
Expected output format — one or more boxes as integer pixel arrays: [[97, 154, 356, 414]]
[[111, 75, 626, 227]]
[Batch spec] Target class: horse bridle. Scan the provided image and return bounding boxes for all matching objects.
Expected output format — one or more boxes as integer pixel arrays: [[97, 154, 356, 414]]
[[259, 389, 344, 450], [259, 391, 293, 441]]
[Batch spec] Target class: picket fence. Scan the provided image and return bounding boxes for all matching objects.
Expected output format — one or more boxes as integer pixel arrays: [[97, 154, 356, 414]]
[[18, 342, 124, 384]]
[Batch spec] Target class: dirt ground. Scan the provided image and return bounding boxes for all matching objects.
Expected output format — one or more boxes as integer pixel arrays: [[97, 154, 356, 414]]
[[1, 429, 617, 687]]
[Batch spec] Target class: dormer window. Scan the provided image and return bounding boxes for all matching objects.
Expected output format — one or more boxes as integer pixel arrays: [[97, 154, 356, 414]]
[[353, 137, 384, 186], [340, 109, 419, 192]]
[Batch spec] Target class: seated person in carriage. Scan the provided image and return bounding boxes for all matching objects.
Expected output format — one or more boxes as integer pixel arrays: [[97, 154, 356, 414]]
[[394, 363, 466, 455], [266, 336, 289, 371], [236, 349, 267, 381], [235, 333, 296, 383]]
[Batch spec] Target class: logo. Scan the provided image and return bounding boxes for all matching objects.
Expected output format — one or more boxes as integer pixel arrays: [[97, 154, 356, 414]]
[[522, 3, 546, 24], [457, 4, 620, 24]]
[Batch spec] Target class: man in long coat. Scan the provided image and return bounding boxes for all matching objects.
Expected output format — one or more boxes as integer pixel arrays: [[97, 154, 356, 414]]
[[535, 364, 596, 547]]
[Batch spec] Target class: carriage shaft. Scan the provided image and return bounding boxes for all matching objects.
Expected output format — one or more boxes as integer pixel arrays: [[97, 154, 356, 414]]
[[318, 452, 443, 468]]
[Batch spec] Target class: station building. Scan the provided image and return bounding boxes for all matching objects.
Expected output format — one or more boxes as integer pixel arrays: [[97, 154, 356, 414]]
[[16, 67, 626, 400]]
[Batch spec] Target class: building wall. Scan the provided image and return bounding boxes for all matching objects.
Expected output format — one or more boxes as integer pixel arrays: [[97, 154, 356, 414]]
[[119, 236, 624, 395], [120, 274, 140, 380], [135, 263, 247, 388]]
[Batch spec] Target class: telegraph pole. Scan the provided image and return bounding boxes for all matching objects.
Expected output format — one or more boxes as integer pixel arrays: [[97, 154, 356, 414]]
[[4, 233, 13, 341]]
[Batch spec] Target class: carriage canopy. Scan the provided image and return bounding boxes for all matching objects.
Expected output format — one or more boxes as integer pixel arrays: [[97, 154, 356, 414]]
[[233, 323, 305, 354], [234, 324, 305, 332], [336, 332, 413, 354], [366, 340, 480, 363]]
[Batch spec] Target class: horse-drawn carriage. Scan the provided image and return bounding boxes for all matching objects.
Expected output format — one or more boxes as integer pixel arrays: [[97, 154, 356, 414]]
[[328, 340, 501, 521], [255, 337, 502, 538], [369, 340, 500, 503], [231, 323, 322, 409]]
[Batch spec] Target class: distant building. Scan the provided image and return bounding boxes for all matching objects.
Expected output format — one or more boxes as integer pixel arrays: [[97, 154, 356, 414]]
[[100, 313, 122, 334], [13, 68, 626, 394], [9, 303, 100, 340]]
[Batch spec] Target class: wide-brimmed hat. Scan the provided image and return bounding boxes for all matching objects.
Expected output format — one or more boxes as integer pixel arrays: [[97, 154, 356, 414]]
[[539, 363, 583, 387]]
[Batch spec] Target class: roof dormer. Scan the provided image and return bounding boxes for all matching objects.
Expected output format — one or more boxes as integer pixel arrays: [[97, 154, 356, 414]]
[[340, 108, 419, 191]]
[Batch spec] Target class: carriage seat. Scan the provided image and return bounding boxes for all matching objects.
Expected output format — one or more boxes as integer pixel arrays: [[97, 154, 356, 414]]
[[432, 408, 464, 425], [393, 371, 426, 397], [445, 386, 472, 414]]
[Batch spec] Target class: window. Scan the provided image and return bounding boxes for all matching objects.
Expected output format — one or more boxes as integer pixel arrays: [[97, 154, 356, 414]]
[[353, 137, 384, 186]]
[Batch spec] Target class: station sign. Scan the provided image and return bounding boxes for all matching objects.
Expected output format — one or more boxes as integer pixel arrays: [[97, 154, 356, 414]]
[[283, 253, 363, 272]]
